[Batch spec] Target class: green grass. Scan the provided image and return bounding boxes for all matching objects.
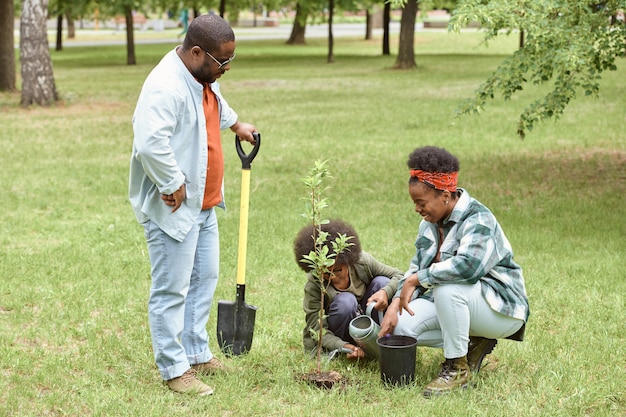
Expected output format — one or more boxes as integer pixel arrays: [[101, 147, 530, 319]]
[[1, 30, 625, 416]]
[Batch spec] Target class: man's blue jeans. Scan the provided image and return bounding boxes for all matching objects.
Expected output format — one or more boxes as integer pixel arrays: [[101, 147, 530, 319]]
[[143, 208, 219, 380]]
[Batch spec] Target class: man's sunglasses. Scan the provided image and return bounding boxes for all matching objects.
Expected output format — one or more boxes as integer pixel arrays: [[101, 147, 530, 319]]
[[199, 47, 236, 69]]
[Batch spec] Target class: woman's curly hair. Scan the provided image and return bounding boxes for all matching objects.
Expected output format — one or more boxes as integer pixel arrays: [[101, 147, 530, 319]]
[[407, 146, 459, 173], [293, 219, 362, 273]]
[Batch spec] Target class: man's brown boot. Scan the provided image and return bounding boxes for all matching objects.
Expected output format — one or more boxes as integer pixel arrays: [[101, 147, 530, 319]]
[[467, 337, 497, 373], [191, 357, 228, 376], [166, 369, 213, 396], [423, 356, 470, 398]]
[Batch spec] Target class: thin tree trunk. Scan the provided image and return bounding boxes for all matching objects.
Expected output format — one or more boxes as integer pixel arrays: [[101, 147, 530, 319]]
[[327, 0, 334, 63], [56, 14, 63, 51], [219, 0, 226, 18], [20, 0, 58, 106], [394, 0, 417, 69], [365, 9, 372, 40], [125, 6, 136, 65], [316, 292, 323, 373], [287, 3, 307, 45], [0, 0, 16, 91], [382, 2, 390, 56]]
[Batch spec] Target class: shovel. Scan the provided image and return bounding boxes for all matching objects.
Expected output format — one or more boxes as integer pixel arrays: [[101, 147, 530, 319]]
[[217, 132, 261, 356]]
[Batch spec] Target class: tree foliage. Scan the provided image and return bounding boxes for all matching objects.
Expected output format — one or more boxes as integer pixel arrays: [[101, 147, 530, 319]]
[[448, 0, 626, 137]]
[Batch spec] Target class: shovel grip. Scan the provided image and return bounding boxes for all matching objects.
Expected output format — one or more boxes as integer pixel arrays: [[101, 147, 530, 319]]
[[235, 132, 261, 169]]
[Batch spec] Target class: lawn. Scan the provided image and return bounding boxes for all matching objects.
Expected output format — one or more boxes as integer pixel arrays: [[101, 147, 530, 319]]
[[0, 28, 624, 416]]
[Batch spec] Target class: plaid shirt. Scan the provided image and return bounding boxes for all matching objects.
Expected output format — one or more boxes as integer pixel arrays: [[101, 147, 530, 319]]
[[397, 189, 530, 322]]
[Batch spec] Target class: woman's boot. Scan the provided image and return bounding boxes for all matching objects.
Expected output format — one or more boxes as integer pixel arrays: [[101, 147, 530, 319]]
[[467, 337, 497, 372], [423, 356, 470, 397]]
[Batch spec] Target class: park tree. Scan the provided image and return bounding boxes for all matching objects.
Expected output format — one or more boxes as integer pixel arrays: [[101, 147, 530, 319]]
[[20, 0, 59, 106], [323, 0, 363, 62], [286, 0, 374, 62], [448, 0, 626, 137], [382, 2, 391, 55], [49, 0, 94, 50], [391, 0, 459, 67], [95, 0, 140, 64], [394, 0, 417, 68], [287, 2, 321, 44], [0, 0, 16, 91]]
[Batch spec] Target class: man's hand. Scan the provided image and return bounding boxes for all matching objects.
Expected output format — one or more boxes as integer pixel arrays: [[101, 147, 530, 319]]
[[230, 121, 258, 144], [161, 183, 186, 213]]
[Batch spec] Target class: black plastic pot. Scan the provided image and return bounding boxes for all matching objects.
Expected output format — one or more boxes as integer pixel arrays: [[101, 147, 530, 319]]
[[377, 335, 418, 387]]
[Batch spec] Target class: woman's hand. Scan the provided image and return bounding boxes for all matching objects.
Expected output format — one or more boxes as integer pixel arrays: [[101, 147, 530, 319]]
[[378, 298, 400, 337], [399, 273, 420, 316], [366, 289, 389, 311]]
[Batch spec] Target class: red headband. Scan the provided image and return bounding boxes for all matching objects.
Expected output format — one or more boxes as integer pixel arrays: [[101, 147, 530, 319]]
[[410, 169, 458, 192]]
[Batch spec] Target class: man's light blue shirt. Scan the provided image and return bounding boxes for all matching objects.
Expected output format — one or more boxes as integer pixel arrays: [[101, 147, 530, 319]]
[[129, 48, 238, 242]]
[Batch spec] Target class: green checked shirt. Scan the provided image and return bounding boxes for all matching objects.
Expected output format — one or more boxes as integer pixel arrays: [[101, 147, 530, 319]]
[[397, 189, 530, 322]]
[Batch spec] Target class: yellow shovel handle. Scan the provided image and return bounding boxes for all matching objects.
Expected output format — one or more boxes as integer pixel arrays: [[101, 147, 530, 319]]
[[236, 169, 250, 286]]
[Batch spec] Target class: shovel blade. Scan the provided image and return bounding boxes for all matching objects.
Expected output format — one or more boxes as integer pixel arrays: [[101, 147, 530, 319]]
[[217, 298, 257, 356]]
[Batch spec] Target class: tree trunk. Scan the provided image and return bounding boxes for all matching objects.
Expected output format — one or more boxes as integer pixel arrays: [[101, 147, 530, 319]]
[[382, 2, 390, 56], [125, 6, 136, 65], [365, 9, 372, 40], [20, 0, 58, 106], [287, 3, 307, 45], [394, 0, 417, 69], [219, 0, 226, 18], [55, 14, 63, 51], [327, 0, 334, 63], [0, 0, 16, 91], [66, 13, 75, 38]]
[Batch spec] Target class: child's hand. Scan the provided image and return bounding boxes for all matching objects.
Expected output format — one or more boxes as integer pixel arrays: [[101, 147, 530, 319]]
[[344, 344, 366, 360], [366, 289, 389, 311]]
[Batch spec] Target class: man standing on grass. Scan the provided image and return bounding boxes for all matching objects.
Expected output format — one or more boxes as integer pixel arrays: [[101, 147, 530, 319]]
[[129, 14, 257, 396]]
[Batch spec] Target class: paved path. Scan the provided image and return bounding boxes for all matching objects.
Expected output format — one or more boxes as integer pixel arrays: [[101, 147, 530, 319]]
[[19, 20, 449, 48], [39, 22, 424, 48]]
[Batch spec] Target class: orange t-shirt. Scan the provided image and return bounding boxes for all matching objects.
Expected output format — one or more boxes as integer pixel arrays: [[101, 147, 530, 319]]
[[201, 84, 224, 209]]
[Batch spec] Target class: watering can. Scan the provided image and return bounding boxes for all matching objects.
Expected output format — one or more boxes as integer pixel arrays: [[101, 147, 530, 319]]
[[348, 303, 383, 359]]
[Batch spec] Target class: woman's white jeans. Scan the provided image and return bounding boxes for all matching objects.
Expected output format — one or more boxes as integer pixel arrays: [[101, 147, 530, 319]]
[[143, 208, 219, 380], [394, 282, 524, 359]]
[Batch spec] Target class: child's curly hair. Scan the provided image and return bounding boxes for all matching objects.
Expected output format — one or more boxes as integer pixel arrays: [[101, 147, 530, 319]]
[[293, 219, 362, 273]]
